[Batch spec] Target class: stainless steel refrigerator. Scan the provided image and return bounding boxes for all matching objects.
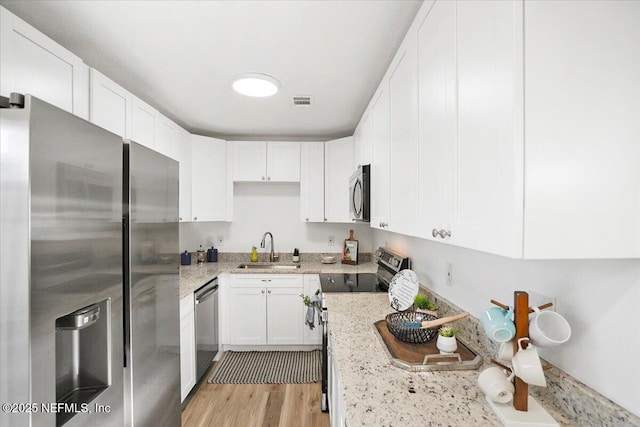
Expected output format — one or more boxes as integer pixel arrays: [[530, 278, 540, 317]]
[[0, 95, 180, 426]]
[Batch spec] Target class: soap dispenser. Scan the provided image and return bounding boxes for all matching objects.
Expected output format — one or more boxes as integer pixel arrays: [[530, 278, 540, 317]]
[[250, 246, 258, 262]]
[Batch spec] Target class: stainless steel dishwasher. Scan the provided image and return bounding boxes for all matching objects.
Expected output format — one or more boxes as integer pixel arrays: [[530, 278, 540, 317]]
[[194, 278, 219, 383]]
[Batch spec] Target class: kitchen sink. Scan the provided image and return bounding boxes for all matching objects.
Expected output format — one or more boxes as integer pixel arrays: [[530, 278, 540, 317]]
[[236, 263, 301, 270]]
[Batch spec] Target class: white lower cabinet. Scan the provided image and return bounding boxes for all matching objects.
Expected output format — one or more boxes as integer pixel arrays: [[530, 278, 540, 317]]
[[228, 274, 304, 345], [180, 295, 196, 402]]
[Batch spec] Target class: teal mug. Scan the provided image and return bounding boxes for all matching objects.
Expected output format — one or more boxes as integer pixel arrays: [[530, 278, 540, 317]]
[[480, 306, 515, 343]]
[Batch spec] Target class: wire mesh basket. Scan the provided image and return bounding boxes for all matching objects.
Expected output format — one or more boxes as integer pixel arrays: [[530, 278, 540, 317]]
[[385, 311, 438, 343]]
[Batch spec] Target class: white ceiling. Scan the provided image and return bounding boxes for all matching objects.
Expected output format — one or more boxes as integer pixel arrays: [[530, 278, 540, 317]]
[[1, 0, 423, 139]]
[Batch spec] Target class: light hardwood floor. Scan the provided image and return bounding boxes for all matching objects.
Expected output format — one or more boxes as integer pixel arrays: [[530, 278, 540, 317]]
[[182, 363, 329, 427]]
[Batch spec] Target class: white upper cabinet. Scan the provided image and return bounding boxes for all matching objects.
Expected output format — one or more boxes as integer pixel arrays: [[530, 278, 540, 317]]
[[370, 87, 390, 230], [523, 0, 640, 258], [361, 0, 639, 259], [155, 114, 180, 161], [233, 141, 300, 182], [0, 7, 89, 119], [415, 0, 523, 257], [233, 141, 267, 181], [354, 112, 373, 168], [191, 136, 232, 222], [416, 0, 456, 242], [388, 35, 419, 236], [324, 137, 355, 223], [300, 141, 325, 222], [453, 0, 524, 257], [267, 142, 301, 182], [131, 96, 157, 150], [176, 128, 192, 223], [90, 68, 132, 138]]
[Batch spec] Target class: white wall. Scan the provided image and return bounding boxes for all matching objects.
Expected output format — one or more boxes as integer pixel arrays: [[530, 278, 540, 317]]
[[180, 182, 372, 254], [373, 229, 640, 417]]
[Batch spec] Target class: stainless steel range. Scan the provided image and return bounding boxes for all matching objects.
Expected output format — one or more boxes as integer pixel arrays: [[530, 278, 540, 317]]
[[318, 247, 410, 412]]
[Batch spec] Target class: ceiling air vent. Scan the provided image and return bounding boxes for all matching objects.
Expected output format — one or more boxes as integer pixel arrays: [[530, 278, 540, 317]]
[[292, 96, 312, 108]]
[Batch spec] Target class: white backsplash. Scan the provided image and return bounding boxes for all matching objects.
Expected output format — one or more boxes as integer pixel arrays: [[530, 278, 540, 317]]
[[373, 228, 640, 418], [180, 182, 372, 253]]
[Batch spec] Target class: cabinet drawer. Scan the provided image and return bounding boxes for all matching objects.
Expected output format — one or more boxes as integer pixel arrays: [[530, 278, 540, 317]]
[[231, 274, 303, 288]]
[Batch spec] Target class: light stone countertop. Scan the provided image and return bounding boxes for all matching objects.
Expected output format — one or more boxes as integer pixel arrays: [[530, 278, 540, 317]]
[[179, 260, 378, 299], [325, 293, 572, 427]]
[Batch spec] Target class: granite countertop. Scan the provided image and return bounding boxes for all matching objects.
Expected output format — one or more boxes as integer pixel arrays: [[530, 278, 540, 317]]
[[325, 293, 571, 427], [179, 260, 378, 299]]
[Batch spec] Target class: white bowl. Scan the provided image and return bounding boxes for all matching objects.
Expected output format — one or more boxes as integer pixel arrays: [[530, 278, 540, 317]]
[[321, 255, 336, 264]]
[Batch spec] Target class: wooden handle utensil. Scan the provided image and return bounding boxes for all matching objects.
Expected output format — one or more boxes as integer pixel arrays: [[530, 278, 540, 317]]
[[420, 312, 469, 329]]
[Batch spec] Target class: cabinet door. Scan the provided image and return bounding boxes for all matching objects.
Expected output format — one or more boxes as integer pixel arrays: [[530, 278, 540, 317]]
[[232, 141, 267, 181], [176, 128, 192, 222], [155, 114, 179, 161], [454, 0, 523, 257], [303, 275, 322, 345], [370, 87, 390, 230], [191, 136, 232, 222], [354, 112, 373, 168], [416, 0, 456, 241], [266, 286, 304, 345], [228, 286, 267, 345], [0, 7, 89, 119], [388, 37, 419, 235], [324, 137, 355, 223], [89, 68, 131, 138], [300, 142, 325, 222], [524, 0, 640, 259], [180, 309, 196, 402], [131, 96, 156, 150], [267, 142, 300, 182]]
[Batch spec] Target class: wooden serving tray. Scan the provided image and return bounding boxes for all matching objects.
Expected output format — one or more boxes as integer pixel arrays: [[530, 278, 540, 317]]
[[374, 320, 483, 372]]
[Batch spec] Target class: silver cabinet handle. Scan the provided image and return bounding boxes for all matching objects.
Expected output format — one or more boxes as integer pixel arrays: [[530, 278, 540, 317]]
[[267, 176, 271, 181], [324, 218, 327, 222], [179, 217, 182, 221], [261, 289, 265, 294], [262, 176, 265, 180], [268, 290, 271, 294], [194, 216, 198, 221], [433, 228, 451, 239], [380, 222, 388, 228], [305, 218, 309, 221]]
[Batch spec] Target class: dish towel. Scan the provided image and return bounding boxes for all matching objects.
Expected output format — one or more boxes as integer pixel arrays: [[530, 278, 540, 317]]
[[305, 295, 321, 330]]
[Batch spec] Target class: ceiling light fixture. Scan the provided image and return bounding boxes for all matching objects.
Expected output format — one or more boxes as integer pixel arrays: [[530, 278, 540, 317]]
[[232, 73, 280, 97]]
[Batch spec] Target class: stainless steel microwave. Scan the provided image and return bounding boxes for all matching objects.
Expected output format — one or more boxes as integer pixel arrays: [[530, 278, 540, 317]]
[[349, 164, 370, 222]]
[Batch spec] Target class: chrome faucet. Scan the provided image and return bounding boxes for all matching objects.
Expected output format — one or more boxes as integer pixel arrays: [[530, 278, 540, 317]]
[[260, 231, 278, 262]]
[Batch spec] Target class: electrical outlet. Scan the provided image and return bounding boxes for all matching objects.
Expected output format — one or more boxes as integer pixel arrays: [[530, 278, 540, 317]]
[[328, 235, 335, 246], [528, 291, 556, 311], [206, 236, 214, 246], [216, 235, 224, 246], [445, 262, 453, 286]]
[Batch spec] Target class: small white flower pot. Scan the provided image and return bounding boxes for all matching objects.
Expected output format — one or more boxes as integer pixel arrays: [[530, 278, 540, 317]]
[[436, 335, 458, 354]]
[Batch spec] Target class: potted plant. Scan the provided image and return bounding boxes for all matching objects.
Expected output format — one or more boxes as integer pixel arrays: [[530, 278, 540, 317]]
[[413, 293, 439, 317], [436, 326, 459, 354]]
